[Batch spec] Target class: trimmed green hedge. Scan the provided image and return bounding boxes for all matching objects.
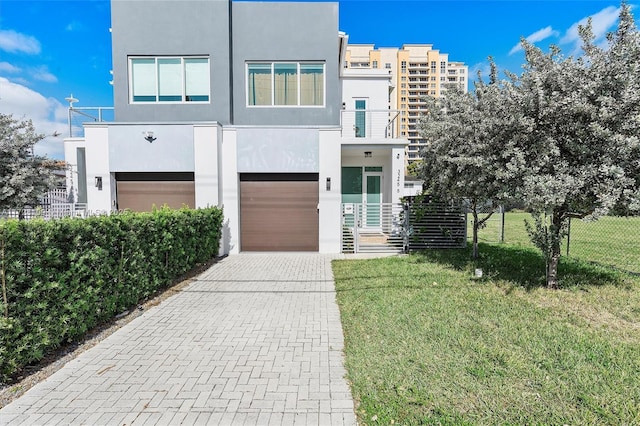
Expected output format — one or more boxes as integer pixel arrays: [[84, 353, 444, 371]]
[[0, 207, 223, 383]]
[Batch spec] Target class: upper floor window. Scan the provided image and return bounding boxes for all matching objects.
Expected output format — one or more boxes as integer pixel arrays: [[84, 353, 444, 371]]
[[372, 60, 378, 69], [247, 62, 325, 107], [385, 63, 391, 69], [129, 57, 210, 103]]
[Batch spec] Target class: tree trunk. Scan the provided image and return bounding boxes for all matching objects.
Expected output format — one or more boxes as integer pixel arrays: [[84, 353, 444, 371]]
[[546, 251, 561, 289], [472, 209, 479, 259], [546, 210, 564, 289]]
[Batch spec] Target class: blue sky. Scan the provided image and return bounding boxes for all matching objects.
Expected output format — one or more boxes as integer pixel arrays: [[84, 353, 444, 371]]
[[0, 0, 634, 159]]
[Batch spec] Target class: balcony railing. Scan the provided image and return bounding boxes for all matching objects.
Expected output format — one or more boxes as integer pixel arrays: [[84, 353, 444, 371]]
[[340, 109, 401, 139], [68, 106, 114, 138]]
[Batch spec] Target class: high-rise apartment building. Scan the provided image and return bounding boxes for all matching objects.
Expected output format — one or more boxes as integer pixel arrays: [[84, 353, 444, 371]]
[[345, 44, 468, 164]]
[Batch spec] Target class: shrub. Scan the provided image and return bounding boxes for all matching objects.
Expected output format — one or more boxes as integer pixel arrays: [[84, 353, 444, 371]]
[[0, 207, 223, 383]]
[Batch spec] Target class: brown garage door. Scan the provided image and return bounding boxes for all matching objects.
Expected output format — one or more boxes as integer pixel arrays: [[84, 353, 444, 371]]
[[116, 172, 195, 212], [240, 173, 319, 251]]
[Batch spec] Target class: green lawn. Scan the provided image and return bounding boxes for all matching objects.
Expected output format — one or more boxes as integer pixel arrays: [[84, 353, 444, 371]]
[[333, 247, 640, 425], [470, 212, 640, 273]]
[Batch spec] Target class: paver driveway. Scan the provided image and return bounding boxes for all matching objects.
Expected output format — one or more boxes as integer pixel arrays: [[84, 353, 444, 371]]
[[0, 253, 356, 425]]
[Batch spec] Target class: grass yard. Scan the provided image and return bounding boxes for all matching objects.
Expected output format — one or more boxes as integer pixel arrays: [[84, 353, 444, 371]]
[[333, 246, 640, 425], [470, 212, 640, 273]]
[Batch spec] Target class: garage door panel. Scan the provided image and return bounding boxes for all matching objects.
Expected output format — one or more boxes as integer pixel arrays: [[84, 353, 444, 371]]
[[117, 181, 195, 212], [240, 179, 318, 251]]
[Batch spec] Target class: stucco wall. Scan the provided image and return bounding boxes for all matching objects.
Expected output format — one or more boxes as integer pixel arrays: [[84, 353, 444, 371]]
[[318, 129, 342, 253], [108, 124, 195, 172], [231, 2, 340, 126], [236, 128, 319, 173], [111, 0, 231, 123]]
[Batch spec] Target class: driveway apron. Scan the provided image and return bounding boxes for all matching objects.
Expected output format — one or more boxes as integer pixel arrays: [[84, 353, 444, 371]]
[[0, 253, 356, 425]]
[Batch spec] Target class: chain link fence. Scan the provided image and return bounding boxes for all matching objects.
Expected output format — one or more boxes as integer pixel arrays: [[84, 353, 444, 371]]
[[468, 209, 640, 274], [566, 215, 640, 274], [466, 205, 505, 244]]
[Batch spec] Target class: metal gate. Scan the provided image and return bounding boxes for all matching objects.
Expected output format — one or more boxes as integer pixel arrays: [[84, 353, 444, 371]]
[[341, 203, 405, 253], [341, 202, 467, 254]]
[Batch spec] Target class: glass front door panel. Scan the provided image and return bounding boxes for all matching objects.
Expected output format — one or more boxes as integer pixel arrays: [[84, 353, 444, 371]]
[[366, 175, 381, 228], [355, 100, 366, 138]]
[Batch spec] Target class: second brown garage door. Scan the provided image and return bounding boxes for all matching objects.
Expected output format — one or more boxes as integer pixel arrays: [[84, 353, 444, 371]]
[[240, 173, 319, 251]]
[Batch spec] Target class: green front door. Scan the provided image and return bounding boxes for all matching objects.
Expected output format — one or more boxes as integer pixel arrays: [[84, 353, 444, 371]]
[[342, 166, 382, 229]]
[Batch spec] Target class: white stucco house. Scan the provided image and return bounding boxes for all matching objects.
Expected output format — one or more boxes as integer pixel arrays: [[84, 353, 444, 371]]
[[64, 0, 408, 255]]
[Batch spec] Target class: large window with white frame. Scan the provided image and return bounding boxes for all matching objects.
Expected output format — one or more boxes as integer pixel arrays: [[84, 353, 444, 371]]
[[247, 62, 325, 107], [129, 57, 210, 103]]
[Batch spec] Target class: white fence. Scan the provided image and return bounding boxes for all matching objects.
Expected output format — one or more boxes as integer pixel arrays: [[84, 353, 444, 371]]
[[0, 189, 87, 220], [341, 202, 467, 253]]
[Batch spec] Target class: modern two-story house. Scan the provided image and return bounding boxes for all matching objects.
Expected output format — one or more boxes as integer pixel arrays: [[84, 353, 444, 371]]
[[64, 0, 408, 255]]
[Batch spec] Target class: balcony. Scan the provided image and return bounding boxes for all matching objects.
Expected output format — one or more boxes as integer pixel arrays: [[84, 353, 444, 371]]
[[341, 109, 401, 139], [408, 97, 427, 105], [67, 105, 114, 138]]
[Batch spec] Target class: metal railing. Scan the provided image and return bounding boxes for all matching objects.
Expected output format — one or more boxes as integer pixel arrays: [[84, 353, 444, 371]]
[[68, 106, 114, 138], [340, 110, 401, 139], [341, 202, 467, 254], [405, 201, 467, 250], [0, 189, 87, 220], [342, 203, 405, 253]]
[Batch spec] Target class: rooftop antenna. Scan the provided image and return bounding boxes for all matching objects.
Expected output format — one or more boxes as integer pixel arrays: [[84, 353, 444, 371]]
[[65, 94, 79, 137]]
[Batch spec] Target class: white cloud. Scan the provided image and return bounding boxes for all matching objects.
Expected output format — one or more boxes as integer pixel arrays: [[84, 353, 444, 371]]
[[0, 62, 21, 73], [30, 66, 58, 83], [0, 77, 68, 159], [65, 21, 84, 32], [509, 26, 559, 55], [0, 30, 41, 55], [560, 6, 620, 45], [469, 62, 491, 81]]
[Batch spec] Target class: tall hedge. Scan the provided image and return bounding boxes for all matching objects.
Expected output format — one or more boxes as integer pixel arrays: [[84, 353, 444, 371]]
[[0, 207, 223, 383]]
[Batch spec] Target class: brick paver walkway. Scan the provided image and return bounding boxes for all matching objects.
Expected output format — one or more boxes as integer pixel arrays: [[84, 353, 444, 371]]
[[0, 253, 356, 425]]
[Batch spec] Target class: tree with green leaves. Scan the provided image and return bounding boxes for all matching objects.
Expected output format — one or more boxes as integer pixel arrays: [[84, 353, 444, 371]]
[[418, 62, 523, 259], [0, 113, 62, 218], [506, 3, 640, 288]]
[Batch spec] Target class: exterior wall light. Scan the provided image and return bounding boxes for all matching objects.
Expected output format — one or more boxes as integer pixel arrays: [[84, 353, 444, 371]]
[[143, 131, 156, 143], [95, 176, 103, 190], [364, 151, 372, 158]]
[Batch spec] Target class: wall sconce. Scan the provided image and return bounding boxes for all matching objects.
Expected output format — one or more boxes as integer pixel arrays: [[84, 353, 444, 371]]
[[364, 151, 372, 158], [95, 176, 103, 191], [326, 177, 331, 191], [143, 131, 156, 143], [396, 153, 400, 160]]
